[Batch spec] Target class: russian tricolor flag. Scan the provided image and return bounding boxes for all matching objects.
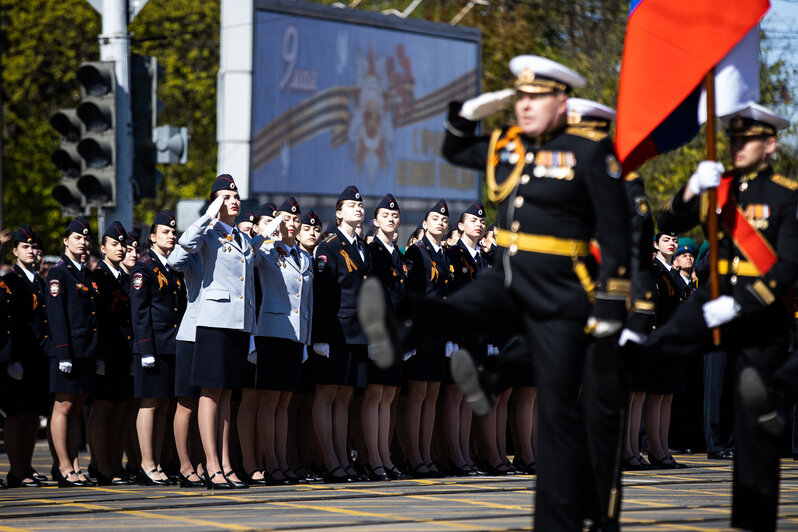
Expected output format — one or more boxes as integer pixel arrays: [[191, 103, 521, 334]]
[[615, 0, 770, 172]]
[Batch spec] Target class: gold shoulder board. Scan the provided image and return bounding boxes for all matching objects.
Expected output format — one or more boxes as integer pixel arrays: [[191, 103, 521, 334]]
[[566, 127, 607, 142], [625, 171, 641, 182], [771, 174, 798, 191]]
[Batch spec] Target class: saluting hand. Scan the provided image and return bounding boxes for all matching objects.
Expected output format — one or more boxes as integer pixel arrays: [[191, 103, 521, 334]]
[[460, 89, 515, 121], [7, 361, 23, 380], [205, 195, 225, 219]]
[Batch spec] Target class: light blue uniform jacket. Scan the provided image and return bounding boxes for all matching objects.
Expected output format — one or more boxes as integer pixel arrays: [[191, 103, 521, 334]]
[[168, 245, 203, 343]]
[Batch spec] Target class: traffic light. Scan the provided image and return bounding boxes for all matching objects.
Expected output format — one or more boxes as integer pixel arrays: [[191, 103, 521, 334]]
[[131, 54, 162, 199], [155, 125, 189, 164], [50, 109, 86, 213], [76, 61, 117, 207]]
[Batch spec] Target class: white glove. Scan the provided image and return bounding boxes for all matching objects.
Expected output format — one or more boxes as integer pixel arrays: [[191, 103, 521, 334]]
[[261, 216, 284, 240], [7, 361, 23, 381], [205, 195, 225, 219], [487, 344, 500, 357], [687, 161, 724, 196], [460, 89, 516, 121], [702, 295, 741, 328], [367, 345, 374, 360], [402, 349, 417, 361], [247, 351, 257, 365], [618, 328, 647, 347], [313, 343, 330, 358], [141, 355, 156, 368], [302, 345, 309, 364], [95, 360, 106, 376], [586, 317, 623, 338], [445, 342, 459, 358], [58, 360, 73, 374]]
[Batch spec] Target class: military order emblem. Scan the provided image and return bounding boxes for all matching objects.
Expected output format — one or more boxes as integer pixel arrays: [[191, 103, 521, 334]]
[[132, 272, 144, 290], [605, 155, 622, 179], [634, 196, 649, 216], [49, 280, 60, 297]]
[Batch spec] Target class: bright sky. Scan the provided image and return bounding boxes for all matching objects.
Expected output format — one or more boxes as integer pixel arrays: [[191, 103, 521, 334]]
[[762, 0, 798, 125]]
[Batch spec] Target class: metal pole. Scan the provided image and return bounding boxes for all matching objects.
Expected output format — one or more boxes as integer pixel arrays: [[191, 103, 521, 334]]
[[98, 0, 133, 234]]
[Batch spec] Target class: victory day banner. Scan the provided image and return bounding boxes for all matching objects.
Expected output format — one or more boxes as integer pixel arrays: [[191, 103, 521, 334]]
[[250, 4, 481, 200]]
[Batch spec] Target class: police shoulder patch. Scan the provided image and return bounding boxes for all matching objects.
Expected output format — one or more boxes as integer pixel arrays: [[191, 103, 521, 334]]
[[132, 272, 144, 290], [48, 279, 60, 297], [315, 255, 328, 273], [771, 174, 798, 191]]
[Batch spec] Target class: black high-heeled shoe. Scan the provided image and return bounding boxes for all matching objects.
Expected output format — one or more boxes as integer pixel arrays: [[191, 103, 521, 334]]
[[245, 470, 267, 486], [447, 462, 475, 477], [55, 469, 85, 488], [74, 470, 96, 486], [409, 463, 432, 479], [484, 462, 510, 476], [364, 463, 390, 481], [385, 466, 411, 480], [204, 471, 233, 490], [6, 472, 41, 488], [224, 471, 249, 489], [647, 455, 678, 470], [322, 465, 353, 483], [27, 469, 47, 482], [177, 470, 205, 488], [137, 467, 169, 486], [96, 470, 132, 486], [283, 469, 306, 484]]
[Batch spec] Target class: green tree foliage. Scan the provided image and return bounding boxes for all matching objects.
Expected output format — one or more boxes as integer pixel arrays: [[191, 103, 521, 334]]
[[0, 0, 219, 254], [1, 0, 795, 253]]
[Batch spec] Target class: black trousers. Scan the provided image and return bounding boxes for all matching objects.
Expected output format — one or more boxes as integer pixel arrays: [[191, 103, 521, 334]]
[[647, 287, 794, 532], [702, 351, 734, 453], [400, 270, 624, 531]]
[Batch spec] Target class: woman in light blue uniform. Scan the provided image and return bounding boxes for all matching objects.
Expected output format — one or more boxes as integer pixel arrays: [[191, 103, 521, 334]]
[[249, 197, 313, 484], [178, 174, 264, 490], [167, 244, 205, 487]]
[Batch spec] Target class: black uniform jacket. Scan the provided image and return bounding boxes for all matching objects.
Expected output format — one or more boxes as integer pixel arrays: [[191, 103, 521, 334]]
[[4, 264, 49, 362], [623, 174, 657, 334], [45, 256, 98, 360], [652, 257, 684, 327], [403, 235, 451, 300], [0, 277, 15, 364], [312, 228, 372, 345], [130, 249, 186, 356], [91, 260, 133, 359], [446, 238, 490, 294], [659, 166, 798, 316], [367, 237, 407, 310], [442, 102, 630, 322]]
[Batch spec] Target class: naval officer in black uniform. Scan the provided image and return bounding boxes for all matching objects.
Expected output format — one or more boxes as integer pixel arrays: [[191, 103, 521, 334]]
[[47, 216, 99, 487], [648, 103, 798, 532], [360, 55, 630, 530]]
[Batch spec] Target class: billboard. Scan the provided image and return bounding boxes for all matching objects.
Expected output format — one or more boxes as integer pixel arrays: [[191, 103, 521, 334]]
[[250, 1, 481, 201]]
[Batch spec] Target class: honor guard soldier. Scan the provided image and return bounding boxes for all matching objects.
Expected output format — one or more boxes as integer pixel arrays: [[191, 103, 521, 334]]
[[47, 216, 99, 487], [130, 210, 186, 486], [3, 225, 50, 487], [311, 185, 372, 482], [361, 55, 631, 529], [648, 103, 798, 532]]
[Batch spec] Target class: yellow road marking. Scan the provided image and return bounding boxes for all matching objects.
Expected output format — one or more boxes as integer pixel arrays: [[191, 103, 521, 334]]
[[407, 494, 530, 511], [271, 501, 486, 530], [0, 526, 35, 532]]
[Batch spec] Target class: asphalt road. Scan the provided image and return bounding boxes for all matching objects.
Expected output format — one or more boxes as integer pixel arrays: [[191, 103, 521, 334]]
[[0, 450, 796, 531]]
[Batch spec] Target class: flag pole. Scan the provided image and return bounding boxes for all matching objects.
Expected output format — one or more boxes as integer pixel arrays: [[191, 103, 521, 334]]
[[704, 68, 722, 346]]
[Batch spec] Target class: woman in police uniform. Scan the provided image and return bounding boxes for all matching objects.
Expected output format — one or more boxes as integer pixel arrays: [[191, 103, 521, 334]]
[[167, 237, 206, 487], [362, 194, 407, 480], [47, 216, 98, 487], [88, 221, 135, 485], [311, 185, 371, 482], [249, 198, 312, 484], [130, 211, 186, 486], [3, 225, 49, 487], [400, 200, 451, 478], [179, 174, 263, 489]]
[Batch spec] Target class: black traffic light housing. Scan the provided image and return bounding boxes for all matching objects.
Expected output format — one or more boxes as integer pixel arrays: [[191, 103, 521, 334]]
[[75, 61, 117, 207], [131, 54, 163, 199], [50, 109, 87, 214]]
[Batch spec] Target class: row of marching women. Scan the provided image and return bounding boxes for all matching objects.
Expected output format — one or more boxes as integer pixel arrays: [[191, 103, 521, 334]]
[[0, 172, 535, 490]]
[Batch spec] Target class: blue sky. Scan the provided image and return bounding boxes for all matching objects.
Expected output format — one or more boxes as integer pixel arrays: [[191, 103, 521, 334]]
[[762, 0, 798, 126]]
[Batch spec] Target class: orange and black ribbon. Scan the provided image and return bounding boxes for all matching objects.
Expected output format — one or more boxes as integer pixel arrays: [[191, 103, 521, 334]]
[[430, 260, 440, 283], [153, 267, 169, 289], [340, 249, 358, 273]]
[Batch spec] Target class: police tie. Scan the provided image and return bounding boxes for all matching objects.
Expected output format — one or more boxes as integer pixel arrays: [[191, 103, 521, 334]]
[[232, 228, 242, 247], [290, 247, 300, 268]]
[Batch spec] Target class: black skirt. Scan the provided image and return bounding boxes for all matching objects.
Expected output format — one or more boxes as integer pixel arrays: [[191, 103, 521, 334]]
[[254, 336, 304, 391], [92, 355, 132, 402], [191, 326, 248, 390], [297, 350, 315, 393], [311, 344, 366, 387], [175, 341, 200, 398], [367, 359, 402, 387], [134, 353, 175, 399], [403, 343, 446, 382], [50, 358, 93, 395], [2, 357, 49, 414]]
